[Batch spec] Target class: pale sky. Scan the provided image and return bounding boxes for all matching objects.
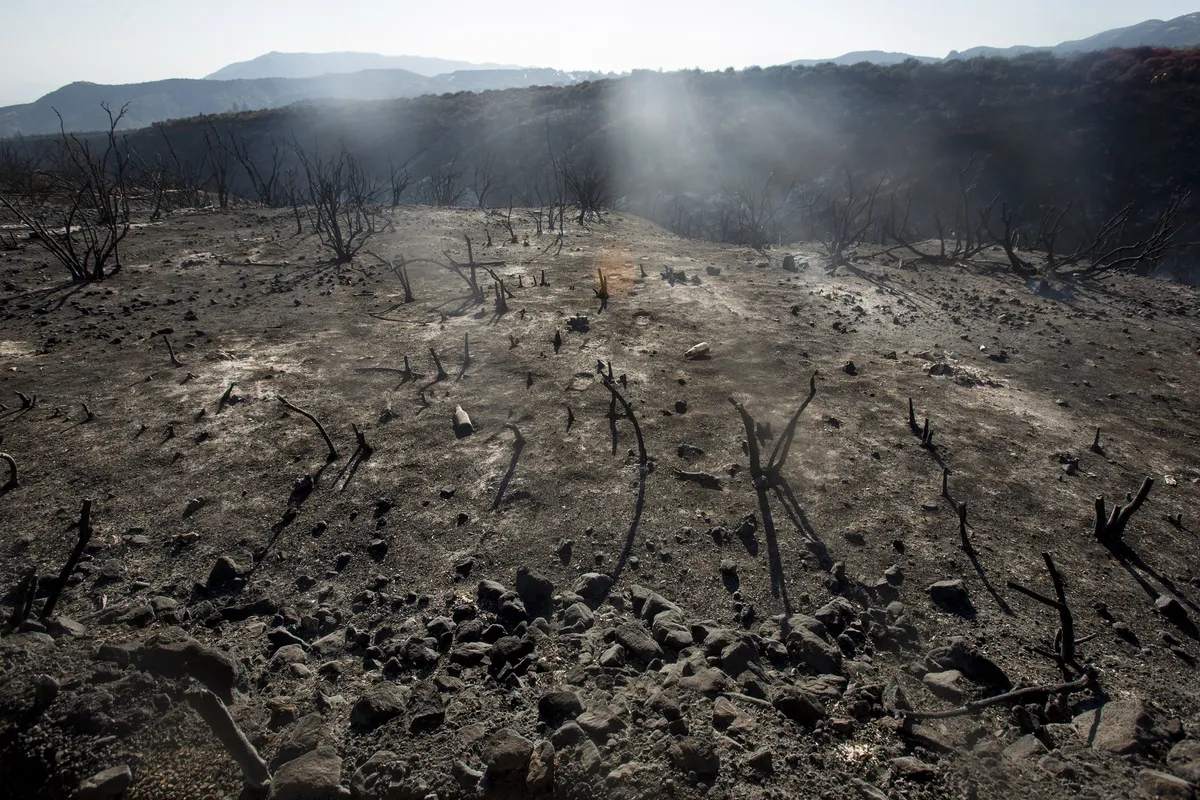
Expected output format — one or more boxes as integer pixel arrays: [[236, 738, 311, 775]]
[[0, 0, 1195, 105]]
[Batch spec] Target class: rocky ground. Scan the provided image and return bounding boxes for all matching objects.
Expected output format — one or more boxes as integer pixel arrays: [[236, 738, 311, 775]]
[[1, 206, 1200, 800]]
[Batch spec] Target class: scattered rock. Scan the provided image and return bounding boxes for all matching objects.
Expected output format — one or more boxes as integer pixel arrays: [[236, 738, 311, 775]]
[[138, 632, 238, 702], [539, 690, 584, 723], [616, 621, 664, 664], [574, 572, 613, 602], [1004, 734, 1049, 762], [483, 728, 534, 775], [577, 705, 626, 739], [407, 680, 445, 732], [515, 566, 555, 611], [890, 756, 937, 781], [526, 740, 555, 792], [669, 736, 720, 778], [1167, 739, 1200, 783], [272, 744, 343, 800], [351, 683, 406, 730], [772, 686, 827, 727], [927, 579, 973, 614], [1074, 698, 1164, 754]]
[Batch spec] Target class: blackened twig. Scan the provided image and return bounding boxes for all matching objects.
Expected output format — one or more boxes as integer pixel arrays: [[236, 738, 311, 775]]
[[278, 396, 339, 461], [41, 499, 93, 620]]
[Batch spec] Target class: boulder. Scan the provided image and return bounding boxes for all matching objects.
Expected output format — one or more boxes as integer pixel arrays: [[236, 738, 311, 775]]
[[927, 580, 972, 614], [271, 744, 343, 800], [351, 683, 406, 730], [484, 728, 534, 775], [669, 736, 720, 778], [1074, 698, 1163, 754], [538, 690, 584, 723], [574, 573, 614, 602], [616, 621, 664, 664], [1139, 769, 1195, 800], [515, 567, 555, 612], [772, 686, 827, 727], [786, 628, 842, 675], [72, 766, 132, 800]]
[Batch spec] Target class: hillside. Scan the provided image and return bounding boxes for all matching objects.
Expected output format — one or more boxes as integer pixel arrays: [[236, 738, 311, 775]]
[[0, 68, 608, 137], [205, 51, 527, 81], [0, 203, 1198, 799]]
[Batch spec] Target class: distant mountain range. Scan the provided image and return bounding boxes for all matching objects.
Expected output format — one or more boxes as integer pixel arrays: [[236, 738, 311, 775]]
[[791, 12, 1200, 66], [204, 51, 525, 81], [3, 12, 1200, 138], [0, 67, 611, 137]]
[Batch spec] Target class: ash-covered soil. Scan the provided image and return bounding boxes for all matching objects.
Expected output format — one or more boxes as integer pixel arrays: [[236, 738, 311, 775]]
[[2, 207, 1200, 800]]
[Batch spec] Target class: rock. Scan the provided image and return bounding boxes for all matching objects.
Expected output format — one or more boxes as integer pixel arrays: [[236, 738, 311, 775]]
[[574, 572, 614, 602], [407, 680, 444, 732], [450, 642, 491, 666], [351, 683, 406, 730], [72, 765, 132, 800], [814, 598, 857, 634], [563, 602, 594, 632], [48, 616, 87, 638], [786, 628, 842, 675], [398, 638, 439, 668], [1157, 595, 1189, 623], [745, 747, 773, 773], [268, 626, 308, 651], [349, 750, 406, 800], [782, 254, 798, 272], [772, 686, 827, 727], [138, 632, 238, 702], [497, 591, 527, 622], [720, 640, 759, 676], [526, 740, 555, 792], [712, 697, 740, 730], [928, 641, 1011, 691], [1004, 734, 1049, 762], [798, 674, 848, 701], [1074, 698, 1162, 754], [271, 744, 343, 800], [577, 705, 626, 739], [539, 690, 584, 723], [616, 621, 664, 664], [927, 579, 972, 614], [477, 579, 507, 605], [922, 670, 965, 702], [206, 556, 242, 590], [1140, 769, 1196, 800], [1168, 739, 1200, 783], [515, 567, 555, 611], [484, 728, 534, 775], [679, 667, 734, 696], [452, 761, 484, 790], [599, 644, 626, 668], [669, 737, 720, 777], [275, 713, 327, 766], [890, 756, 936, 781]]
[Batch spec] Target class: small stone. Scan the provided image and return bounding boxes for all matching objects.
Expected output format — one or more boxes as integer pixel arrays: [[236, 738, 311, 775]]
[[922, 670, 965, 702], [669, 737, 720, 778], [616, 621, 664, 664], [539, 690, 584, 723], [483, 728, 534, 775], [72, 765, 132, 800], [206, 556, 242, 590], [927, 579, 972, 614], [407, 680, 445, 732], [1004, 734, 1049, 762], [1157, 595, 1189, 622], [272, 744, 342, 800], [599, 644, 626, 668], [890, 756, 936, 781], [1167, 739, 1200, 783], [515, 566, 555, 611], [574, 572, 614, 602], [351, 683, 406, 730], [772, 686, 827, 727], [1139, 769, 1195, 800], [746, 747, 773, 773], [1074, 698, 1161, 754], [526, 740, 555, 792], [563, 602, 594, 632], [576, 705, 626, 739]]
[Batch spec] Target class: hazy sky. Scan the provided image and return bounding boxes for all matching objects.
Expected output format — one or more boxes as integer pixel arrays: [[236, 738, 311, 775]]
[[0, 0, 1195, 104]]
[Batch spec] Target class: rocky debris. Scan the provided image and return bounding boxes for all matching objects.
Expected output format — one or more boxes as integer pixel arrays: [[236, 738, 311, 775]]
[[1003, 734, 1049, 762], [526, 740, 555, 792], [927, 579, 973, 614], [206, 555, 244, 590], [351, 683, 406, 730], [562, 602, 594, 632], [720, 639, 759, 676], [138, 631, 238, 702], [483, 728, 534, 775], [927, 640, 1011, 691], [576, 705, 626, 739], [271, 744, 343, 800], [679, 667, 734, 696], [669, 736, 720, 778], [71, 765, 132, 800], [745, 747, 773, 773], [274, 713, 327, 766], [477, 579, 507, 606], [616, 621, 664, 664], [772, 686, 827, 727], [1074, 698, 1165, 754], [786, 628, 842, 675]]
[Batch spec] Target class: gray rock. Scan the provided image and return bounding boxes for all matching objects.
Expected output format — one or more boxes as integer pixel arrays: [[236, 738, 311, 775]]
[[477, 579, 507, 605], [72, 765, 132, 800], [574, 572, 613, 602], [1139, 769, 1195, 800], [515, 567, 555, 611], [679, 667, 734, 696], [48, 616, 87, 638], [539, 690, 584, 723], [398, 637, 439, 668], [599, 643, 626, 668], [927, 640, 1010, 691], [563, 602, 594, 632], [669, 736, 720, 777], [1003, 734, 1049, 762], [616, 621, 664, 664], [927, 579, 972, 614], [720, 640, 758, 676], [1074, 698, 1162, 754], [484, 728, 534, 775], [450, 641, 491, 666], [772, 686, 827, 727], [922, 669, 965, 702], [746, 747, 773, 773], [351, 683, 406, 730], [814, 598, 857, 634], [577, 705, 626, 739], [274, 713, 327, 766], [1168, 739, 1200, 783], [890, 756, 936, 781], [349, 751, 407, 800], [798, 674, 848, 701], [206, 556, 242, 590], [786, 628, 842, 675], [271, 744, 343, 800], [526, 740, 555, 792], [407, 680, 444, 732], [551, 720, 588, 748]]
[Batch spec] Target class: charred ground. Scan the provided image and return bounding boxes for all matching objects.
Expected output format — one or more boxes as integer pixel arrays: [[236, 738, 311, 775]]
[[1, 206, 1200, 799]]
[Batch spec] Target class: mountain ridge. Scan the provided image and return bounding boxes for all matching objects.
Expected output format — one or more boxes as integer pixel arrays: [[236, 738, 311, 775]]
[[204, 51, 527, 80]]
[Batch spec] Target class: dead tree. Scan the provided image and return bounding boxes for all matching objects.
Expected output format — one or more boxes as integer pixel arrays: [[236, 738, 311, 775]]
[[492, 423, 527, 510], [162, 334, 184, 367], [292, 142, 388, 264], [7, 567, 37, 627], [130, 149, 172, 221], [1094, 477, 1154, 546], [201, 117, 234, 208], [0, 104, 132, 281], [386, 151, 420, 207], [1007, 552, 1083, 674], [157, 124, 208, 209], [815, 168, 884, 269], [278, 396, 339, 462], [226, 133, 283, 207], [420, 155, 468, 207], [981, 199, 1037, 276], [1, 452, 18, 490], [472, 151, 502, 208], [40, 499, 93, 620], [595, 268, 609, 311]]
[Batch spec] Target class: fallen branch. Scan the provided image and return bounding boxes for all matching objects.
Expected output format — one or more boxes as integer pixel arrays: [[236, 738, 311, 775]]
[[900, 670, 1095, 720], [41, 499, 93, 620], [278, 396, 339, 462], [185, 689, 271, 792], [15, 391, 36, 409]]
